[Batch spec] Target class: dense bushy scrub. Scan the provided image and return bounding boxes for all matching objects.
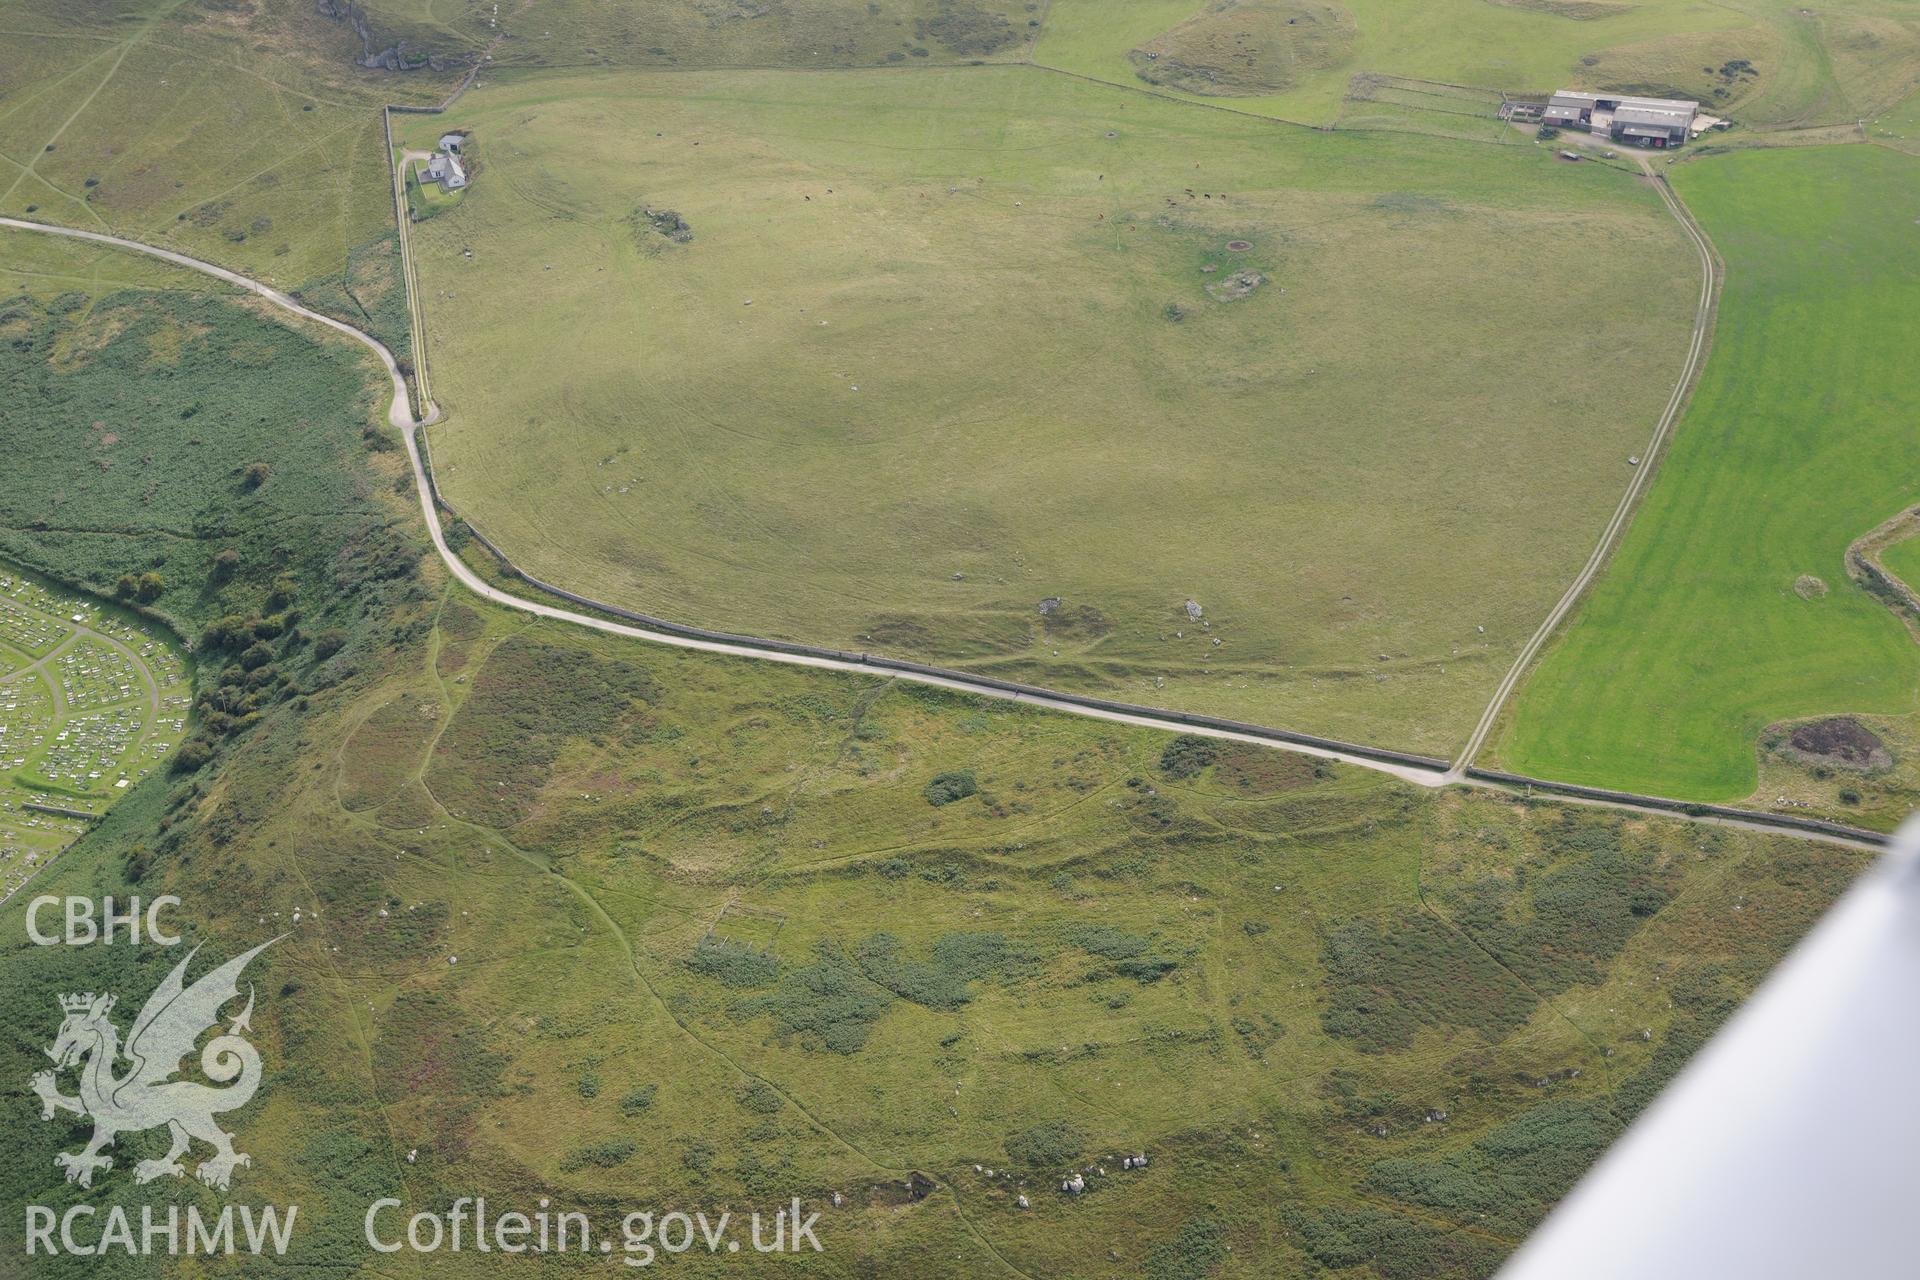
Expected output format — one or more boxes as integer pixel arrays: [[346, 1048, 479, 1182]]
[[1320, 911, 1534, 1052], [1365, 1100, 1622, 1235], [730, 943, 894, 1054], [1283, 1204, 1505, 1280], [0, 286, 427, 828], [923, 769, 977, 805], [686, 937, 781, 989], [427, 635, 656, 825], [1158, 734, 1219, 780]]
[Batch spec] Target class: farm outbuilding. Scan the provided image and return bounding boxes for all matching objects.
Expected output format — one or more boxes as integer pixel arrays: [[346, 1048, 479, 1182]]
[[1611, 104, 1695, 147], [1542, 90, 1699, 148], [1541, 90, 1600, 129]]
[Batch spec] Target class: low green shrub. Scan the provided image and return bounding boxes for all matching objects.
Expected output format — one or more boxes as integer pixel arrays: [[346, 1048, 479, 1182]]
[[1004, 1120, 1086, 1169], [1159, 735, 1218, 780], [686, 937, 781, 989], [924, 770, 978, 806]]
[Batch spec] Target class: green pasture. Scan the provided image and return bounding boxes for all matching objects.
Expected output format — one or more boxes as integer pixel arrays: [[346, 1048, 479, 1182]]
[[1871, 79, 1920, 154], [1032, 0, 1920, 130], [0, 0, 454, 286], [1884, 531, 1920, 591], [318, 593, 1851, 1277], [289, 227, 414, 365], [1748, 711, 1919, 832], [401, 64, 1697, 753], [0, 220, 222, 296], [1, 0, 1913, 324], [1495, 145, 1920, 802], [362, 0, 1043, 69]]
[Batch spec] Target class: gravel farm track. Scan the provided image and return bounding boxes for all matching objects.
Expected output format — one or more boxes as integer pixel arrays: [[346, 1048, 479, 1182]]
[[0, 196, 1886, 853], [1448, 157, 1722, 778]]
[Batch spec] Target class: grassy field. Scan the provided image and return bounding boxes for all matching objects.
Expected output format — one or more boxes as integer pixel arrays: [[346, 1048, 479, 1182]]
[[0, 230, 1873, 1279], [1870, 79, 1920, 154], [0, 0, 456, 286], [1031, 0, 1920, 130], [363, 0, 1045, 69], [1747, 712, 1920, 832], [1882, 527, 1920, 591], [1494, 145, 1920, 805], [3, 0, 1912, 318], [400, 64, 1698, 753]]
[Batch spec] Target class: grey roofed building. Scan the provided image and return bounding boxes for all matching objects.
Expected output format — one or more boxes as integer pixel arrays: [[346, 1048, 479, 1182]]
[[1613, 94, 1699, 113], [422, 150, 467, 190], [1609, 103, 1695, 146], [1539, 89, 1698, 146], [438, 132, 464, 153], [1542, 91, 1602, 129], [1613, 106, 1693, 127]]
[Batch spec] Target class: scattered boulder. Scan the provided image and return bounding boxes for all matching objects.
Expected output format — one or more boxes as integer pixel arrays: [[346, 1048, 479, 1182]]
[[1061, 1173, 1085, 1195], [1206, 269, 1266, 302], [642, 207, 694, 244], [318, 0, 441, 71]]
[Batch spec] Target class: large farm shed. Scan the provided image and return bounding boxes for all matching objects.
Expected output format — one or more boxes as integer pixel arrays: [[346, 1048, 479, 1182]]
[[1543, 91, 1699, 147]]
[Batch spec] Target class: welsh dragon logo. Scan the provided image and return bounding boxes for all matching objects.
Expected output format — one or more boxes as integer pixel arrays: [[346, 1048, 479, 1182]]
[[30, 939, 276, 1192]]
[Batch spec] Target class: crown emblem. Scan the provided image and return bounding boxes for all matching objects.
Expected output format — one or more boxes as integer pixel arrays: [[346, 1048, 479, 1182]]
[[60, 993, 98, 1013]]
